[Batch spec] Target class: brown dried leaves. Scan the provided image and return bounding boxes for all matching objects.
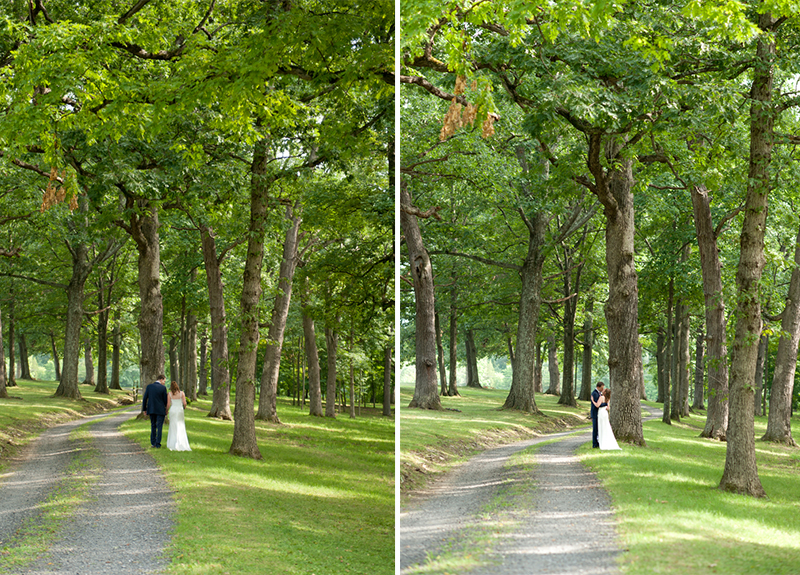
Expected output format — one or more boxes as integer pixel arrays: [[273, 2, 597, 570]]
[[41, 166, 77, 212], [439, 76, 496, 141]]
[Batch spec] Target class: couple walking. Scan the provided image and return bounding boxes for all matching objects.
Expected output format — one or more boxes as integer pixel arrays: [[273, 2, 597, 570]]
[[591, 381, 621, 450], [141, 375, 192, 451]]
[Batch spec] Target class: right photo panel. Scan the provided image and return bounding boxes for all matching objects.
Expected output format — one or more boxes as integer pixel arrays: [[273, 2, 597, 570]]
[[399, 1, 800, 574]]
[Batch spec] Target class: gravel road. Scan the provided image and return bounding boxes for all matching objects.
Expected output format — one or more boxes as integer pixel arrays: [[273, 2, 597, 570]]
[[0, 406, 175, 574], [400, 426, 621, 575]]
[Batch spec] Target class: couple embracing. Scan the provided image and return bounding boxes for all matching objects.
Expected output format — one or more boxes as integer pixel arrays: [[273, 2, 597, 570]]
[[591, 381, 621, 451], [141, 375, 192, 451]]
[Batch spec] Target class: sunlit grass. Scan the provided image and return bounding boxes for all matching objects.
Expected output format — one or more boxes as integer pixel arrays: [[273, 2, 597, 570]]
[[579, 411, 800, 574], [120, 394, 394, 575]]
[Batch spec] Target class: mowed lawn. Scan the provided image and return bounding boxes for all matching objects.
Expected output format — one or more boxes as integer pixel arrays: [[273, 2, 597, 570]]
[[0, 380, 395, 575]]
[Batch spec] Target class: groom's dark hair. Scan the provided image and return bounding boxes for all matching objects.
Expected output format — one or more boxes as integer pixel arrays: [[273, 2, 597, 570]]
[[596, 381, 605, 388]]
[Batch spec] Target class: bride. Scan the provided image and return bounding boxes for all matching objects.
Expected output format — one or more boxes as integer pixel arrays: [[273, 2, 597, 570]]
[[598, 389, 621, 451], [166, 381, 192, 451]]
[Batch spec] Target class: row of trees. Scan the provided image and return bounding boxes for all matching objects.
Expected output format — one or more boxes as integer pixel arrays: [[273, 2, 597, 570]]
[[400, 0, 800, 497], [0, 0, 394, 459]]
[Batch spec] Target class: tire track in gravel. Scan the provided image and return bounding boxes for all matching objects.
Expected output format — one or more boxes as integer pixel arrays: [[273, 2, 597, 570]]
[[0, 406, 175, 575], [401, 407, 662, 575]]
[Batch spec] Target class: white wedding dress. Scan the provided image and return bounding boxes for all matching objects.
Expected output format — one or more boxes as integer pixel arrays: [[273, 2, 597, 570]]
[[166, 395, 192, 451], [598, 406, 621, 450]]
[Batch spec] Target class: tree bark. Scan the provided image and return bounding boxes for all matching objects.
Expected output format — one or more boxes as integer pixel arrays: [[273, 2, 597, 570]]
[[169, 336, 179, 386], [348, 327, 356, 418], [7, 295, 15, 387], [304, 302, 323, 417], [383, 344, 392, 416], [17, 332, 31, 380], [186, 311, 198, 402], [656, 328, 666, 404], [754, 334, 768, 417], [200, 226, 232, 420], [679, 311, 691, 417], [400, 185, 441, 410], [82, 338, 95, 386], [435, 311, 447, 395], [447, 283, 459, 396], [720, 15, 774, 497], [0, 308, 6, 398], [324, 324, 338, 418], [533, 341, 543, 394], [257, 201, 303, 423], [110, 314, 121, 390], [579, 299, 594, 402], [663, 279, 674, 424], [229, 138, 271, 460], [466, 329, 481, 388], [50, 330, 62, 383], [762, 224, 800, 445], [199, 329, 208, 396], [95, 277, 109, 394], [55, 238, 91, 399], [547, 332, 560, 395], [691, 184, 729, 438], [692, 330, 705, 411]]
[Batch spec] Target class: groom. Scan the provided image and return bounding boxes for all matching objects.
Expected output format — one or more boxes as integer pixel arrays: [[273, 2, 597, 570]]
[[142, 374, 169, 448], [591, 381, 605, 448]]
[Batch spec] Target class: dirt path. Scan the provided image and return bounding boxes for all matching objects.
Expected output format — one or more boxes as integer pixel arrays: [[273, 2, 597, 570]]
[[0, 406, 175, 574], [400, 406, 664, 574]]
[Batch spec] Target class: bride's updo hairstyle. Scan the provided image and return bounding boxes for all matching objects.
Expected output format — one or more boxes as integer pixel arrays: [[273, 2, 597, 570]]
[[171, 381, 180, 394]]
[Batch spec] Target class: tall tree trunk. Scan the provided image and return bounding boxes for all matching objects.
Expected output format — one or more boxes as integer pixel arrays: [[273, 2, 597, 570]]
[[656, 328, 666, 404], [447, 284, 459, 397], [110, 314, 121, 390], [18, 332, 31, 380], [533, 341, 543, 394], [679, 310, 691, 417], [186, 311, 198, 402], [229, 138, 271, 460], [503, 211, 546, 414], [324, 325, 338, 418], [720, 16, 774, 498], [56, 239, 91, 399], [466, 329, 481, 388], [547, 332, 560, 395], [663, 279, 674, 425], [383, 344, 392, 416], [579, 299, 594, 402], [257, 201, 303, 423], [691, 184, 729, 439], [763, 225, 800, 445], [169, 336, 179, 387], [7, 295, 15, 387], [348, 326, 356, 418], [435, 312, 447, 395], [670, 302, 685, 422], [200, 227, 232, 420], [50, 330, 61, 383], [754, 334, 768, 417], [400, 185, 441, 410], [588, 137, 644, 445], [0, 308, 6, 398], [304, 302, 323, 417], [199, 329, 208, 396], [82, 338, 95, 386], [95, 277, 109, 394], [692, 330, 705, 411]]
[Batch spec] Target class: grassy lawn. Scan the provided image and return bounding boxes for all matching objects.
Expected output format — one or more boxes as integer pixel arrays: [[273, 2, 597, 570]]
[[578, 409, 800, 575], [120, 393, 394, 575], [0, 379, 394, 575], [399, 385, 591, 498]]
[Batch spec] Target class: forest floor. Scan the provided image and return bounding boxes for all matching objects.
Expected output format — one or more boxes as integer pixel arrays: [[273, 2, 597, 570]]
[[0, 405, 175, 574], [399, 403, 659, 575]]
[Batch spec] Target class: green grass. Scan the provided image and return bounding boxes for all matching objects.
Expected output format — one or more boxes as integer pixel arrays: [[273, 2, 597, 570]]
[[399, 385, 591, 498], [0, 379, 130, 472], [120, 394, 394, 575], [578, 410, 800, 575], [0, 379, 394, 575]]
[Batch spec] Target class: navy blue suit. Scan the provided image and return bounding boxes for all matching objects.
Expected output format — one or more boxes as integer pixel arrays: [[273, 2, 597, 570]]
[[142, 381, 168, 447], [590, 389, 601, 448]]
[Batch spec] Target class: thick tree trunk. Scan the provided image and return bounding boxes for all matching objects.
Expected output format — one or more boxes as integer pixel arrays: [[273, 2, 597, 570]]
[[229, 139, 271, 460], [95, 283, 109, 394], [18, 333, 31, 380], [691, 184, 729, 438], [466, 329, 481, 388], [754, 334, 768, 417], [579, 299, 593, 402], [547, 333, 560, 395], [56, 241, 91, 399], [670, 302, 684, 422], [110, 315, 121, 390], [201, 227, 232, 420], [678, 309, 691, 418], [0, 308, 6, 398], [720, 19, 774, 497], [348, 328, 356, 418], [383, 344, 392, 416], [588, 137, 644, 445], [763, 225, 800, 445], [324, 325, 338, 418], [533, 341, 543, 394], [559, 301, 577, 406], [169, 336, 179, 386], [82, 338, 95, 386], [400, 185, 441, 410], [503, 211, 546, 414], [7, 296, 15, 387], [656, 328, 666, 404], [50, 331, 61, 383], [186, 312, 198, 402], [692, 330, 705, 411], [257, 202, 302, 423], [447, 285, 459, 397], [199, 329, 208, 396], [435, 312, 447, 395], [304, 304, 323, 417], [663, 280, 674, 424]]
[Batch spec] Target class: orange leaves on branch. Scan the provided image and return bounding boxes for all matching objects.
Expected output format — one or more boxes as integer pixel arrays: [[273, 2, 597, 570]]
[[41, 166, 77, 212], [439, 75, 494, 141]]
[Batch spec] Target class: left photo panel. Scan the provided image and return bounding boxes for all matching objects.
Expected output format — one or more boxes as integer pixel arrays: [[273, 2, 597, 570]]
[[0, 0, 395, 573]]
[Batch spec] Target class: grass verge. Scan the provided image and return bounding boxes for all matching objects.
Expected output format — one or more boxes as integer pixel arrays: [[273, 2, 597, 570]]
[[119, 393, 394, 575], [578, 410, 800, 575], [399, 386, 590, 502]]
